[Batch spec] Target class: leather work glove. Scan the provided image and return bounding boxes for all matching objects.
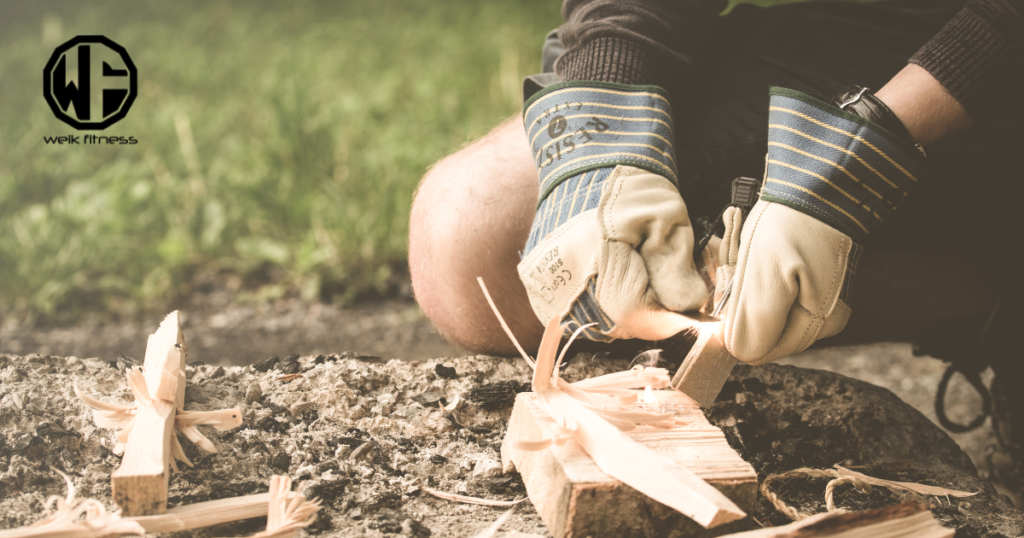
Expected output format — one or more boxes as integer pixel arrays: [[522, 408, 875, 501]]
[[721, 87, 926, 364], [517, 82, 709, 341]]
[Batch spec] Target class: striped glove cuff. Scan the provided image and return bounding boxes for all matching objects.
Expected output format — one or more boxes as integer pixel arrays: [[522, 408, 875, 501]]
[[523, 81, 678, 208], [762, 87, 926, 241]]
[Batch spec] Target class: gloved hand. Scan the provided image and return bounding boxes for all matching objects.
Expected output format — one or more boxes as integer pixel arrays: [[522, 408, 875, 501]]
[[517, 82, 709, 341], [721, 87, 926, 364]]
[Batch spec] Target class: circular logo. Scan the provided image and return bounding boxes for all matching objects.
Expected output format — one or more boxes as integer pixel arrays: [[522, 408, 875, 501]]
[[547, 115, 567, 139], [43, 36, 137, 130]]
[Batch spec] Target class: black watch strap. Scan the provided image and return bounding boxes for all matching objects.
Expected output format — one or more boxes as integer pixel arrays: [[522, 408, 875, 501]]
[[831, 85, 923, 156]]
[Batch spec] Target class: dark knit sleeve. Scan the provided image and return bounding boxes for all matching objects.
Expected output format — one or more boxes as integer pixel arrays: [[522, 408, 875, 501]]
[[555, 0, 727, 92], [909, 0, 1024, 124]]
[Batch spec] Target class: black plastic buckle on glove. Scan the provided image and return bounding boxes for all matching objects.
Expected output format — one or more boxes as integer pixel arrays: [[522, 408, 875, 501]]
[[693, 176, 761, 262]]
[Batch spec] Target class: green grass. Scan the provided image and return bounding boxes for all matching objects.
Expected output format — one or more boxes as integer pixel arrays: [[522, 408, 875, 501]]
[[0, 0, 562, 323]]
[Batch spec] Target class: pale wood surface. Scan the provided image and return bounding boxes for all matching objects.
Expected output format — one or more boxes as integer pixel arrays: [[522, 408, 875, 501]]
[[112, 311, 187, 516], [540, 388, 745, 527], [130, 492, 280, 533], [502, 389, 757, 538], [672, 325, 737, 408]]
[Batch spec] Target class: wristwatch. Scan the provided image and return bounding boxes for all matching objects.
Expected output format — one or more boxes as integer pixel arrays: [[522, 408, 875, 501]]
[[832, 85, 927, 157]]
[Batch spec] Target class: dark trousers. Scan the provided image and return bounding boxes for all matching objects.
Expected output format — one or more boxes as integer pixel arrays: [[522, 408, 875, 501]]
[[533, 0, 1022, 256]]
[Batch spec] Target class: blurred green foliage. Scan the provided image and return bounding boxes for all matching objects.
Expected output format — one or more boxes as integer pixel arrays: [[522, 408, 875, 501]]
[[0, 0, 561, 322]]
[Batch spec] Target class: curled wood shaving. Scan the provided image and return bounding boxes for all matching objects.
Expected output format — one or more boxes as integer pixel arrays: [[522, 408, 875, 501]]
[[834, 465, 978, 498], [74, 369, 243, 472], [0, 469, 144, 538], [570, 365, 672, 391], [245, 475, 321, 538], [471, 508, 514, 538], [476, 279, 683, 445], [477, 277, 535, 369], [422, 487, 526, 507], [443, 395, 461, 412], [510, 439, 555, 451]]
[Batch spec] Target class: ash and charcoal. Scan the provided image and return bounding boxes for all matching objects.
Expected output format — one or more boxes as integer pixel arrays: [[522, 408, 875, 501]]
[[707, 363, 1023, 537], [0, 350, 1020, 537], [0, 352, 547, 537]]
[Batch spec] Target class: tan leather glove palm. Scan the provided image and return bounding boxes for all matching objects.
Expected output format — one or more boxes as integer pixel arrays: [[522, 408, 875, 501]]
[[721, 201, 854, 364]]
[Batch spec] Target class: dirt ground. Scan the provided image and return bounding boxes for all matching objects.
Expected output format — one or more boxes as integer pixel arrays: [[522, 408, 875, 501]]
[[0, 350, 1020, 537], [0, 294, 1019, 511]]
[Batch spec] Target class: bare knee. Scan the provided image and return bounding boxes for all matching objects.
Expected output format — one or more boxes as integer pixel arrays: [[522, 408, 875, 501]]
[[409, 116, 544, 354]]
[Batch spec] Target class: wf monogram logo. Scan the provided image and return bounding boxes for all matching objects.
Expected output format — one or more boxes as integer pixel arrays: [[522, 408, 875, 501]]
[[43, 36, 137, 130]]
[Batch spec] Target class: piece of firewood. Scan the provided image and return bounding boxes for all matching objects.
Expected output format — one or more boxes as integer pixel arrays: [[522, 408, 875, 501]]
[[130, 476, 317, 536], [129, 492, 278, 533], [528, 317, 747, 529], [479, 278, 753, 537], [111, 311, 187, 516], [672, 323, 737, 408], [502, 387, 757, 538], [720, 501, 952, 538]]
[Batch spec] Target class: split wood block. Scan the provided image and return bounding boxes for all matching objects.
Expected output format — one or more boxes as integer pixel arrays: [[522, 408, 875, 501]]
[[672, 325, 738, 409], [501, 389, 757, 538], [112, 311, 187, 516]]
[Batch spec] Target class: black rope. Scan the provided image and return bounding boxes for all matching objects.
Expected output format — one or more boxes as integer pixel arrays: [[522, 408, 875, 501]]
[[934, 364, 992, 433]]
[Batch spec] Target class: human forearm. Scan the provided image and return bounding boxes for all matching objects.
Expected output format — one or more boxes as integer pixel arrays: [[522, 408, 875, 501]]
[[875, 64, 974, 148]]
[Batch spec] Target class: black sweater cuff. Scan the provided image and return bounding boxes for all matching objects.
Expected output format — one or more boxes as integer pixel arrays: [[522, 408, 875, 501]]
[[909, 0, 1024, 124], [554, 36, 662, 87]]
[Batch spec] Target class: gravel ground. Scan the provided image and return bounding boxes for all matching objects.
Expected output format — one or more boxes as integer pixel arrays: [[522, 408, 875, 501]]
[[779, 344, 1018, 506], [0, 349, 1019, 537]]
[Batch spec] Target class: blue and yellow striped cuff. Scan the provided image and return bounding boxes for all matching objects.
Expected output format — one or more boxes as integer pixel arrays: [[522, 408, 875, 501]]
[[524, 168, 612, 255], [523, 81, 678, 208], [563, 276, 616, 342], [762, 88, 926, 240]]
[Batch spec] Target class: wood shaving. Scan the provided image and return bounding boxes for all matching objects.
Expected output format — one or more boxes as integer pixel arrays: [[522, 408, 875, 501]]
[[73, 368, 243, 472], [443, 394, 460, 412], [834, 466, 978, 498], [422, 487, 526, 507], [243, 475, 321, 538], [476, 278, 745, 528], [470, 508, 514, 538], [0, 469, 144, 538]]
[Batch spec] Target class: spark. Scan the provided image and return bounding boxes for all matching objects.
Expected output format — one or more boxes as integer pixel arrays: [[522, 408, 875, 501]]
[[641, 385, 656, 403]]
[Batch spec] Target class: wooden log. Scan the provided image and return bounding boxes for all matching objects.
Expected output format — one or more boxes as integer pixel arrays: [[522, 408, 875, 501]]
[[130, 492, 279, 534], [672, 324, 737, 408], [112, 311, 187, 516], [501, 389, 757, 538], [130, 477, 317, 536]]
